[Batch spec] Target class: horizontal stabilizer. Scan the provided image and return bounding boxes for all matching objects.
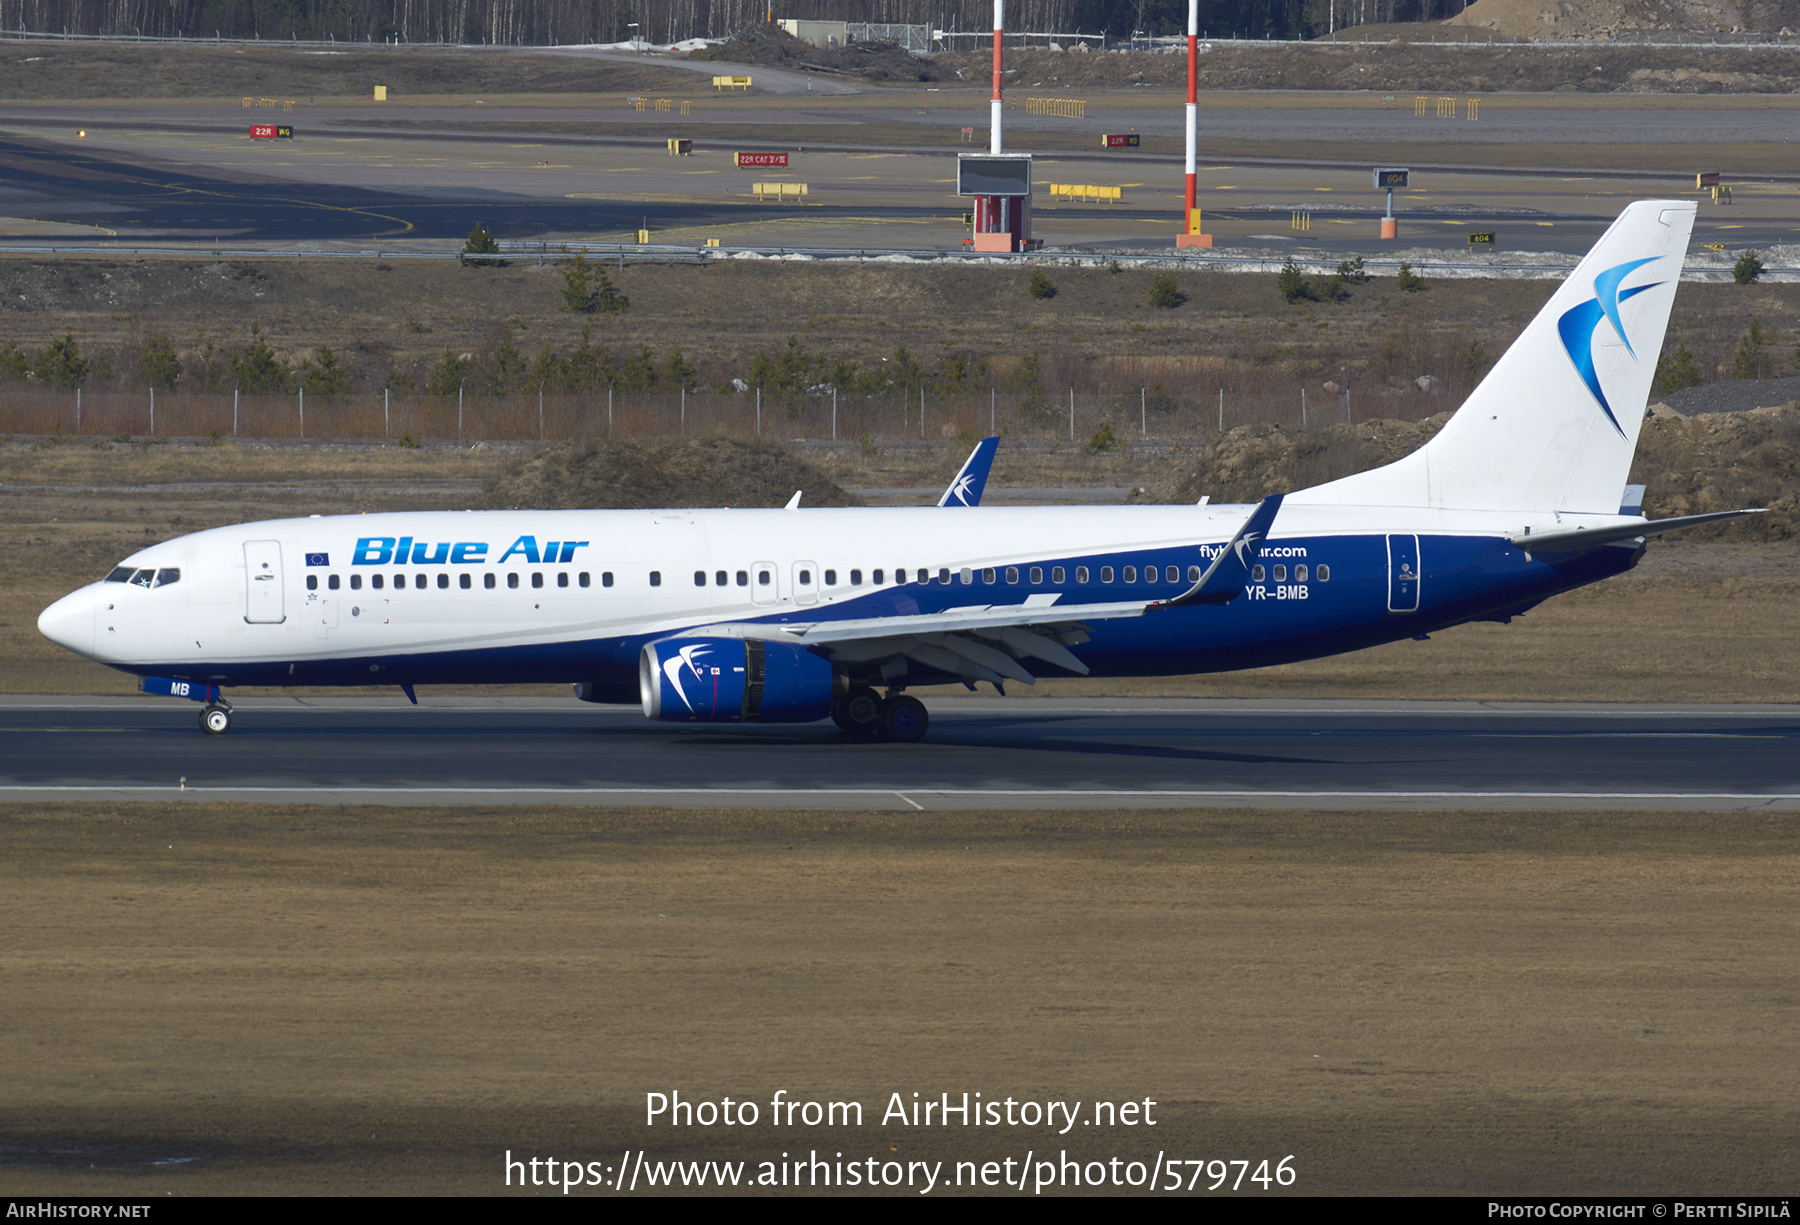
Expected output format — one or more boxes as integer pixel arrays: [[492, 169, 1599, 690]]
[[1514, 508, 1765, 553], [1158, 494, 1284, 609]]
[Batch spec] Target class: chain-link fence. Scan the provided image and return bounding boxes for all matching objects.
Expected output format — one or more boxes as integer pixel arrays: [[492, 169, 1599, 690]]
[[0, 380, 1466, 446]]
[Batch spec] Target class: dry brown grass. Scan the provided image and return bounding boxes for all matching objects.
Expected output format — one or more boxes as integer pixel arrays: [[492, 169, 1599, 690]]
[[3, 801, 1795, 1195], [0, 42, 697, 101]]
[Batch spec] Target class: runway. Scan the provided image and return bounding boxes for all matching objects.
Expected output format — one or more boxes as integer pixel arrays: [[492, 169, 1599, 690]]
[[4, 696, 1795, 810]]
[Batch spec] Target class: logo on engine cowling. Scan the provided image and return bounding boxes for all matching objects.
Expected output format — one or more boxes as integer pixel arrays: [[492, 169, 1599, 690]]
[[661, 643, 731, 712]]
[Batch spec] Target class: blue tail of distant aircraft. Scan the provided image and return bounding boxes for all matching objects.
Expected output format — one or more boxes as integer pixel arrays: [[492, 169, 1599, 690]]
[[938, 436, 1000, 507]]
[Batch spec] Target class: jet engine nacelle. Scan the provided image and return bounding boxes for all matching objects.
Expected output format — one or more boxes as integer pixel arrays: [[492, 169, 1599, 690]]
[[639, 636, 833, 723]]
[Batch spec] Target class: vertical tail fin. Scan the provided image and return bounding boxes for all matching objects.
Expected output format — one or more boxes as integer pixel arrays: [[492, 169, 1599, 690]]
[[1291, 200, 1696, 515], [938, 436, 1000, 507]]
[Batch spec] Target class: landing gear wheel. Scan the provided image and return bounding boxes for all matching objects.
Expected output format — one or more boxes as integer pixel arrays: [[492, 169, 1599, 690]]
[[832, 686, 882, 738], [876, 694, 929, 743], [200, 704, 231, 735]]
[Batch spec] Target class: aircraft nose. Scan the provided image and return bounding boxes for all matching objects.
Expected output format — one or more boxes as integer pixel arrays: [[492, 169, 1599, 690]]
[[38, 590, 96, 659]]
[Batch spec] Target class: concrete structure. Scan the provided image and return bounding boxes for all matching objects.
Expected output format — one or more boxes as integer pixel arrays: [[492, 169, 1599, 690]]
[[778, 19, 848, 47]]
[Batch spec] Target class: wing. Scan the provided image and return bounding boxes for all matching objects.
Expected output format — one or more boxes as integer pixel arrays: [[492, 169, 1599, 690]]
[[679, 496, 1283, 690]]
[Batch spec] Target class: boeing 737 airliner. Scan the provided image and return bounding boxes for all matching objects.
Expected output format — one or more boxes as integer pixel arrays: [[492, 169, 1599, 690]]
[[38, 201, 1758, 740]]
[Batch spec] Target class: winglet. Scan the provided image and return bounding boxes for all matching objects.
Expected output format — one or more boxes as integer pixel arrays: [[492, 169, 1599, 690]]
[[937, 436, 1000, 507], [1157, 494, 1284, 609]]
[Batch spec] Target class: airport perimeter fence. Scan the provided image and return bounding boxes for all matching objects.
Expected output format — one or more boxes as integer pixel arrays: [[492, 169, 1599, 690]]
[[0, 383, 1458, 447]]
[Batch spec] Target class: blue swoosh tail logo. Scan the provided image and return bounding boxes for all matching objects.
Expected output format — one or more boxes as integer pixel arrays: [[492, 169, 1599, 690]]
[[1558, 257, 1662, 438]]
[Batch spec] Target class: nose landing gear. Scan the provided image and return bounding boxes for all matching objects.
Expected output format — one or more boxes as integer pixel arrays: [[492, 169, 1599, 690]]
[[200, 703, 232, 735]]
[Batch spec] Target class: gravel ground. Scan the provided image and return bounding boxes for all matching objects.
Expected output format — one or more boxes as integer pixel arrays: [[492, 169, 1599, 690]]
[[1664, 375, 1800, 415]]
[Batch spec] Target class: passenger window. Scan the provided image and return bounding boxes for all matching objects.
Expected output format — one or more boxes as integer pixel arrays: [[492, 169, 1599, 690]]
[[1053, 566, 1066, 584], [982, 568, 996, 584], [1003, 567, 1016, 584], [850, 569, 862, 585], [736, 571, 748, 587], [694, 571, 706, 587], [460, 573, 472, 589], [649, 571, 661, 587], [557, 573, 568, 588], [393, 573, 405, 589], [825, 569, 837, 586], [508, 573, 520, 589], [532, 573, 544, 589], [155, 568, 181, 588], [307, 575, 318, 591], [1101, 567, 1114, 583], [939, 568, 952, 585], [1295, 564, 1308, 582], [1317, 564, 1330, 582], [373, 574, 385, 590], [329, 574, 341, 590], [415, 574, 427, 590], [436, 574, 447, 589], [958, 568, 972, 585], [1029, 567, 1042, 584], [1122, 566, 1136, 583], [579, 572, 590, 588], [1166, 566, 1179, 583], [758, 570, 770, 586], [1252, 565, 1265, 583], [485, 573, 496, 589], [716, 570, 727, 586], [1187, 565, 1202, 582], [1273, 565, 1286, 583], [603, 572, 614, 587], [1075, 566, 1088, 584], [350, 574, 362, 591]]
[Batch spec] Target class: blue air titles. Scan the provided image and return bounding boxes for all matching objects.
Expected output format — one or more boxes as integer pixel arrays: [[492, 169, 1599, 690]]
[[351, 536, 589, 566]]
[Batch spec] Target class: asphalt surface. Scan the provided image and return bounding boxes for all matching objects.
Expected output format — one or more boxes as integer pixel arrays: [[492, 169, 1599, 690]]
[[4, 696, 1796, 810], [3, 94, 1797, 254]]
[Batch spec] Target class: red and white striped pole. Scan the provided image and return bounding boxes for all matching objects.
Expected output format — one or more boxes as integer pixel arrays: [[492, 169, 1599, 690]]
[[1185, 0, 1197, 216], [1176, 0, 1211, 248], [990, 0, 1004, 155]]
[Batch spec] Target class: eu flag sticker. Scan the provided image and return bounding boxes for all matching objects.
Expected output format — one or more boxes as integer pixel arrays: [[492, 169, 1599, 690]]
[[305, 552, 329, 567]]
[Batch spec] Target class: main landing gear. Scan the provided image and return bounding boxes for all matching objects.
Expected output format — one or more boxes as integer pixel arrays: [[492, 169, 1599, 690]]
[[831, 687, 929, 743], [200, 702, 232, 735]]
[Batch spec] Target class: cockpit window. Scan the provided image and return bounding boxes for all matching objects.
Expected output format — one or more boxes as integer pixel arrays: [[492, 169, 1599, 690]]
[[128, 569, 154, 588], [154, 568, 181, 588], [105, 567, 134, 583]]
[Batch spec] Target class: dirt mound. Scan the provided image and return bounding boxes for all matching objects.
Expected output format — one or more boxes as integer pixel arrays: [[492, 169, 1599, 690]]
[[476, 436, 858, 510], [689, 25, 946, 82], [1142, 404, 1796, 540], [1633, 402, 1800, 538], [1446, 0, 1800, 37]]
